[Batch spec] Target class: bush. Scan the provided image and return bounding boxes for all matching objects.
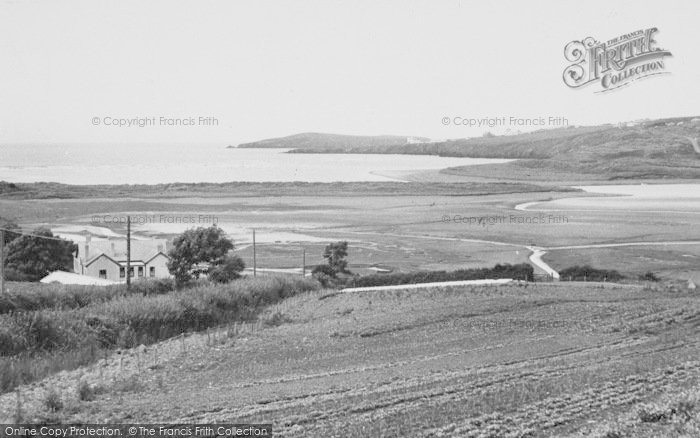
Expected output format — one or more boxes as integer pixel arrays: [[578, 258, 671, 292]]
[[636, 392, 698, 425], [638, 404, 672, 423], [3, 268, 33, 282], [76, 380, 103, 401], [560, 265, 624, 282], [353, 263, 534, 288], [0, 276, 320, 394], [0, 282, 129, 315], [128, 278, 176, 295], [208, 255, 245, 283], [641, 271, 659, 282], [263, 310, 292, 327], [0, 345, 102, 395], [0, 310, 90, 355], [44, 388, 63, 412], [0, 280, 180, 315], [311, 264, 336, 277], [0, 276, 320, 359], [312, 272, 336, 288]]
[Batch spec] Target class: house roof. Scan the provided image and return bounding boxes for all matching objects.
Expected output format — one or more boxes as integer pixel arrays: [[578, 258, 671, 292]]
[[145, 251, 169, 264], [41, 271, 118, 286], [84, 253, 121, 267], [77, 238, 170, 267]]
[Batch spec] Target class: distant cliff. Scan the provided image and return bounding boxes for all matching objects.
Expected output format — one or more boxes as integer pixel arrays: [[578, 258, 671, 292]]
[[233, 132, 430, 150], [231, 117, 700, 181]]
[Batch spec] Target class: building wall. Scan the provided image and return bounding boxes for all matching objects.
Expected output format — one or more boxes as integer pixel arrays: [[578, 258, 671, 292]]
[[84, 256, 122, 281], [79, 253, 171, 281], [145, 253, 171, 279], [73, 257, 83, 275]]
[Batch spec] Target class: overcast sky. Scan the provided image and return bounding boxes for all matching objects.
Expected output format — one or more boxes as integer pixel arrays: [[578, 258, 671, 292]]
[[1, 0, 698, 145]]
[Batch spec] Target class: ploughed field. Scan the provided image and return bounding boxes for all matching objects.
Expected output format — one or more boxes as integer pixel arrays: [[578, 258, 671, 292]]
[[3, 282, 700, 437]]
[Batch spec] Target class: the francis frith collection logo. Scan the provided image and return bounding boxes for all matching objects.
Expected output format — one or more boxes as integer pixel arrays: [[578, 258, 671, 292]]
[[563, 28, 672, 92]]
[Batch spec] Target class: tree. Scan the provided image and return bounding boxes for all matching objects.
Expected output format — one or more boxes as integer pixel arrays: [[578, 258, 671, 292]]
[[0, 219, 21, 245], [311, 242, 351, 288], [322, 241, 350, 275], [4, 227, 77, 281], [208, 254, 246, 283], [167, 225, 236, 284], [310, 264, 338, 288]]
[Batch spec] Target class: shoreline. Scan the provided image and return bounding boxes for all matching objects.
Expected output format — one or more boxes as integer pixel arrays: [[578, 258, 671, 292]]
[[0, 179, 575, 200]]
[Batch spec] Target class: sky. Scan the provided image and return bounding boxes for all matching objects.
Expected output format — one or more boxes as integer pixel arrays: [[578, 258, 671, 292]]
[[0, 0, 698, 145]]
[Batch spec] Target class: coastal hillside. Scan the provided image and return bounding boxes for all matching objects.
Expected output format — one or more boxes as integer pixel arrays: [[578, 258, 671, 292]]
[[234, 132, 429, 150], [444, 117, 700, 181], [235, 117, 700, 181]]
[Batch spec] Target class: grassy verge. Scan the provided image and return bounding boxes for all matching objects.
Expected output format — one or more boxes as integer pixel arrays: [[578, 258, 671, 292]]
[[0, 279, 176, 315], [350, 263, 534, 288], [0, 276, 319, 393]]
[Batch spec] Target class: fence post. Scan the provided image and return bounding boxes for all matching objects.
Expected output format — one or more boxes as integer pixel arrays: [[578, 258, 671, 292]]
[[126, 216, 131, 291], [0, 230, 5, 295], [14, 387, 21, 423]]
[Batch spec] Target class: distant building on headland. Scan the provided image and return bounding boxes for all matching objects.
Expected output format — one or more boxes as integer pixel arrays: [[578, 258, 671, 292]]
[[73, 236, 171, 282], [406, 136, 429, 144]]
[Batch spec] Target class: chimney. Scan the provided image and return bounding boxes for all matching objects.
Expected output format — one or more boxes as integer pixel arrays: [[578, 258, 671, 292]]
[[157, 243, 164, 253], [85, 235, 91, 259], [110, 239, 116, 255]]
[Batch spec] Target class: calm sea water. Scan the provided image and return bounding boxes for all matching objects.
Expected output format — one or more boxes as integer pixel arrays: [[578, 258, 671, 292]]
[[521, 184, 700, 212], [0, 144, 510, 184]]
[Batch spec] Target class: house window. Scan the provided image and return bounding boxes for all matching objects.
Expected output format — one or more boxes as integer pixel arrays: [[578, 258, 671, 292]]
[[129, 267, 134, 277], [150, 267, 156, 277], [99, 269, 107, 279], [120, 267, 125, 278], [138, 267, 144, 277]]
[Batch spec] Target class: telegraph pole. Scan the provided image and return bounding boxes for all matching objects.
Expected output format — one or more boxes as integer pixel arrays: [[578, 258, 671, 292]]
[[0, 230, 5, 295], [252, 229, 257, 277], [302, 248, 306, 278], [126, 216, 131, 291]]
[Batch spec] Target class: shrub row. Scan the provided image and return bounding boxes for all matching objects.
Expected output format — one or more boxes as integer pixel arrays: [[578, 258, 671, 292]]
[[352, 263, 534, 288], [559, 265, 625, 282], [0, 278, 176, 315], [0, 276, 319, 357]]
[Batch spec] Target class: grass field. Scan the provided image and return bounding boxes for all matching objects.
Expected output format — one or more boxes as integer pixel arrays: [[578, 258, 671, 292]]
[[2, 282, 698, 436], [545, 245, 700, 284]]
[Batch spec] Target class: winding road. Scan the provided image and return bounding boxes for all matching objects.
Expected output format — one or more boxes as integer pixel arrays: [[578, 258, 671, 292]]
[[319, 230, 700, 282]]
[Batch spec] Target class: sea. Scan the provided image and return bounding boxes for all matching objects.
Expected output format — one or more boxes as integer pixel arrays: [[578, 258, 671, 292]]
[[0, 144, 510, 184]]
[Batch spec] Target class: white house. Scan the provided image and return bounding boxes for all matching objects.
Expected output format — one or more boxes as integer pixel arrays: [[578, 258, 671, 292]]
[[73, 236, 171, 282]]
